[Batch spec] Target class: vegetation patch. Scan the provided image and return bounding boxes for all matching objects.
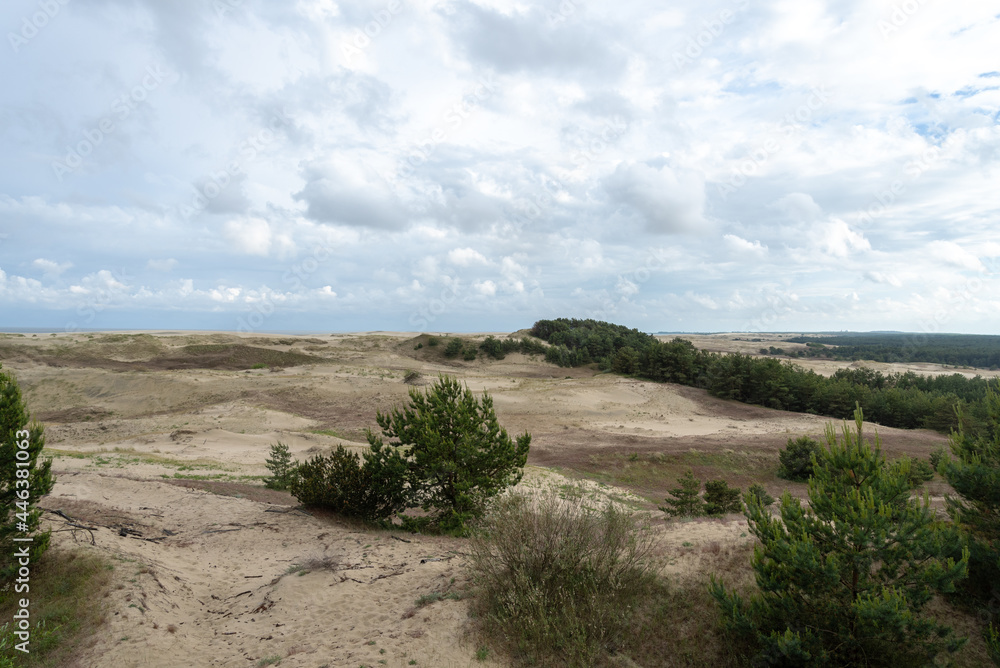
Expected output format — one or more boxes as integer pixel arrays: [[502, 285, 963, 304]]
[[0, 549, 115, 667]]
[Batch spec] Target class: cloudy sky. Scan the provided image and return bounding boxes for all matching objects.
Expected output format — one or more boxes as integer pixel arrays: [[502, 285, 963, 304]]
[[1, 0, 998, 334]]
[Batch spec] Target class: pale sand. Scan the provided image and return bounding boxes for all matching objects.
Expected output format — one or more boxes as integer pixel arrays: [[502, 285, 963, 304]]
[[0, 330, 965, 666]]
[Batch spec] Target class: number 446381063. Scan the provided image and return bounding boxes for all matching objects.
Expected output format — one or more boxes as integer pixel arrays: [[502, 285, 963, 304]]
[[14, 428, 31, 526]]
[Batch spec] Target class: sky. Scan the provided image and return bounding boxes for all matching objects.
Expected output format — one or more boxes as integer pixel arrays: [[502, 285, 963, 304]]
[[1, 0, 998, 335]]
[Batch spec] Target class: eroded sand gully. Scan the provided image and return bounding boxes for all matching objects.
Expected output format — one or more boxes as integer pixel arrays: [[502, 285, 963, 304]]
[[0, 330, 956, 666]]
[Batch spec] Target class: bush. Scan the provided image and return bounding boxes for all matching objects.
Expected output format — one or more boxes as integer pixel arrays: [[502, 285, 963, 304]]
[[427, 336, 440, 347], [287, 442, 410, 522], [1, 364, 54, 585], [403, 370, 421, 384], [444, 338, 464, 358], [745, 483, 774, 508], [704, 479, 741, 515], [712, 407, 969, 667], [659, 469, 704, 517], [941, 389, 1000, 611], [904, 456, 935, 488], [929, 446, 948, 470], [469, 492, 657, 667], [777, 435, 821, 481], [463, 346, 478, 361], [263, 442, 297, 490], [375, 375, 530, 534]]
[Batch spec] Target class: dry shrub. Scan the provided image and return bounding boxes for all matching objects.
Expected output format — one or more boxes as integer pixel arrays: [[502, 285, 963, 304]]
[[469, 492, 657, 667]]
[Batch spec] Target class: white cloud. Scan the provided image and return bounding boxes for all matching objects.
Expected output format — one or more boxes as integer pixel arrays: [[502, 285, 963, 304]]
[[820, 220, 871, 257], [448, 248, 489, 266], [723, 235, 767, 255], [32, 258, 73, 277], [224, 218, 273, 256], [1, 0, 998, 333], [927, 240, 983, 271], [474, 280, 497, 296]]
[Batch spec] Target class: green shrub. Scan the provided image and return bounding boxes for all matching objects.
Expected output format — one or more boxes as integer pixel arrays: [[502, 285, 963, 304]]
[[263, 442, 297, 490], [444, 338, 464, 358], [712, 407, 969, 667], [903, 456, 935, 488], [1, 364, 53, 586], [427, 337, 440, 347], [745, 483, 774, 508], [929, 446, 947, 470], [463, 347, 478, 361], [375, 375, 530, 534], [777, 435, 821, 481], [470, 492, 656, 667], [941, 389, 1000, 612], [659, 469, 704, 517], [703, 479, 741, 516], [287, 442, 410, 521]]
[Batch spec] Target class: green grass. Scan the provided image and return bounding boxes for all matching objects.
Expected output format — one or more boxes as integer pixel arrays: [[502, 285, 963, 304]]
[[567, 449, 784, 504], [0, 549, 115, 667]]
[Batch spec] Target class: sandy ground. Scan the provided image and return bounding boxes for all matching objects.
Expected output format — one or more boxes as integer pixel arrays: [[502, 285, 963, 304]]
[[0, 330, 971, 667]]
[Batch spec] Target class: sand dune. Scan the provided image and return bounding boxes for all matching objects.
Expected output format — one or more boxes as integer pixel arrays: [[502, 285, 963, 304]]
[[0, 330, 959, 666]]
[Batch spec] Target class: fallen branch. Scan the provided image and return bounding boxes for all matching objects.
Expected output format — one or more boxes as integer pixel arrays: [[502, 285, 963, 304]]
[[391, 535, 412, 543]]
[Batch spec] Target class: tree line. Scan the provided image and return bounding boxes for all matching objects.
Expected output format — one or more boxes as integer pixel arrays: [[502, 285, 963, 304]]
[[529, 318, 1000, 436], [783, 332, 1000, 369]]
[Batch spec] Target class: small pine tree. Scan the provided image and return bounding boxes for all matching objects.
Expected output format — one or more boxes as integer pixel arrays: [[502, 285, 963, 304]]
[[263, 442, 297, 490], [375, 375, 530, 533], [703, 479, 741, 515], [746, 482, 774, 508], [940, 389, 1000, 616], [659, 469, 704, 517], [1, 364, 54, 584], [444, 338, 464, 358], [777, 435, 821, 481], [287, 441, 410, 521], [711, 407, 969, 667]]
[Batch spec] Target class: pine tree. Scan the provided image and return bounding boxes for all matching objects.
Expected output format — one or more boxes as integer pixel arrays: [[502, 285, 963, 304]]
[[941, 389, 1000, 662], [704, 479, 741, 516], [1, 364, 54, 584], [711, 406, 969, 667], [659, 469, 704, 517], [374, 375, 530, 533]]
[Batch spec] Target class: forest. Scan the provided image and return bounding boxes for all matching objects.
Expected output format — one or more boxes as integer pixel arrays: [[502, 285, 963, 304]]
[[529, 318, 1000, 436], [782, 332, 1000, 369]]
